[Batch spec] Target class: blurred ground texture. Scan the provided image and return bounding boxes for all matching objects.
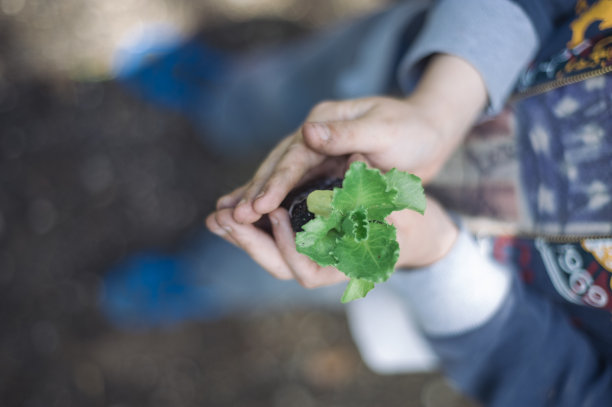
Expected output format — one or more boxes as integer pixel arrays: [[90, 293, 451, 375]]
[[0, 1, 476, 406]]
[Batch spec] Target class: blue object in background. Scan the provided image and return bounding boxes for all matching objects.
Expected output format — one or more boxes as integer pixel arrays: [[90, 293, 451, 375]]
[[111, 22, 283, 156], [113, 23, 231, 120], [100, 252, 224, 329], [99, 232, 344, 330]]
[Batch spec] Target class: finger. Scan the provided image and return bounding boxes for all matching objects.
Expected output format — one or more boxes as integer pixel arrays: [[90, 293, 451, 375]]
[[250, 140, 326, 216], [302, 116, 388, 157], [236, 98, 377, 223], [270, 208, 348, 288], [232, 136, 295, 224], [214, 209, 294, 280], [205, 212, 241, 247], [217, 184, 249, 210]]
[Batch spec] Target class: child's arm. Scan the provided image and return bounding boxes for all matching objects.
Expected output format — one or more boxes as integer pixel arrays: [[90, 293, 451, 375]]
[[398, 0, 539, 114]]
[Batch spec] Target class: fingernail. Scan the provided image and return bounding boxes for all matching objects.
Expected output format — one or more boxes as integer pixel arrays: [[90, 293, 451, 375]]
[[255, 190, 265, 200], [270, 214, 278, 226], [312, 123, 329, 141], [222, 225, 232, 233], [237, 198, 247, 207]]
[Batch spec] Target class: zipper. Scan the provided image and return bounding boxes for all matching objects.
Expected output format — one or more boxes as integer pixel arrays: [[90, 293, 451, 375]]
[[513, 233, 612, 243], [510, 65, 612, 102], [464, 218, 612, 242]]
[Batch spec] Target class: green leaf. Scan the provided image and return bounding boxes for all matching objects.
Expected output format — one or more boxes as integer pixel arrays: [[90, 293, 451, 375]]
[[341, 208, 369, 241], [341, 279, 375, 303], [384, 169, 426, 214], [349, 209, 369, 241], [306, 190, 333, 217], [293, 161, 426, 303], [333, 161, 397, 221], [295, 212, 341, 266], [334, 222, 399, 283]]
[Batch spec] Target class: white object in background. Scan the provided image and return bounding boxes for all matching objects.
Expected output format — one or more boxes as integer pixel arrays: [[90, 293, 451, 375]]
[[346, 283, 439, 374]]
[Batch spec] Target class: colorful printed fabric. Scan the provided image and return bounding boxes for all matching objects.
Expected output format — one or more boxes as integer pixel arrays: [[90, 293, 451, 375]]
[[515, 74, 612, 235], [431, 73, 612, 236], [516, 0, 612, 95], [487, 235, 612, 361]]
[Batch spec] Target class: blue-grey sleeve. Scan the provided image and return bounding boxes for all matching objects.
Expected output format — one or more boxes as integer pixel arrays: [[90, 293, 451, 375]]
[[396, 0, 539, 113], [390, 228, 612, 406]]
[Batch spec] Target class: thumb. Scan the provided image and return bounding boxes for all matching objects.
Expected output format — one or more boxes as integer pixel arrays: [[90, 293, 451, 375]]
[[302, 118, 385, 156]]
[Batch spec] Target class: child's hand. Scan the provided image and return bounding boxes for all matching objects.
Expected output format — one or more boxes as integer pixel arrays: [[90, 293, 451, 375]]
[[218, 54, 487, 225], [206, 206, 349, 288], [205, 196, 457, 288], [217, 96, 439, 224]]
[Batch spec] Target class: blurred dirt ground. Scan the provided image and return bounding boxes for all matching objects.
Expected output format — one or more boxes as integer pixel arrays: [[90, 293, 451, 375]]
[[0, 1, 477, 406]]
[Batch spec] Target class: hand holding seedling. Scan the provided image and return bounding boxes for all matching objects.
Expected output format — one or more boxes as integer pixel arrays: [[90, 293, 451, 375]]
[[206, 54, 481, 297], [216, 54, 487, 226], [206, 162, 458, 300]]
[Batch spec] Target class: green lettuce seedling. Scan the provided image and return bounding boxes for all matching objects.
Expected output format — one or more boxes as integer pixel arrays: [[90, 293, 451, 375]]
[[295, 161, 426, 303]]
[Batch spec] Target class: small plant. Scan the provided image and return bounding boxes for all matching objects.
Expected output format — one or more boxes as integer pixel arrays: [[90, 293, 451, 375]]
[[292, 161, 426, 303]]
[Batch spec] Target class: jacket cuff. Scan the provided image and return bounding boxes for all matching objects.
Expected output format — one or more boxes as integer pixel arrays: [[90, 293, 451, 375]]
[[389, 222, 511, 337], [396, 0, 538, 113]]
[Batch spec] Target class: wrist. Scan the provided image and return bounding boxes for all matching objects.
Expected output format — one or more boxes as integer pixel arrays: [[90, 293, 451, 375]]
[[391, 198, 459, 270], [410, 53, 487, 145]]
